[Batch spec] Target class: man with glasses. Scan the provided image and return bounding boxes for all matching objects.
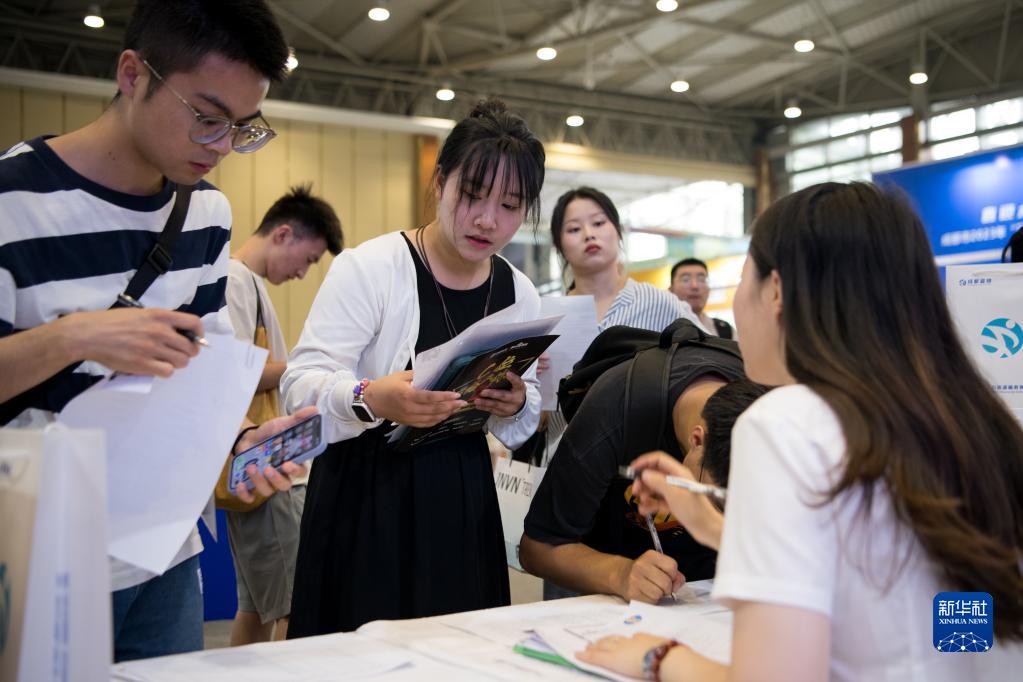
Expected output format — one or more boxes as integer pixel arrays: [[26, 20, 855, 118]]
[[0, 0, 305, 662], [670, 258, 735, 339]]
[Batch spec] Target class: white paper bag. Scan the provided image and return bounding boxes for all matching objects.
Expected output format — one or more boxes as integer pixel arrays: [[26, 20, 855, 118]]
[[493, 456, 546, 571], [946, 263, 1023, 424], [0, 424, 110, 682]]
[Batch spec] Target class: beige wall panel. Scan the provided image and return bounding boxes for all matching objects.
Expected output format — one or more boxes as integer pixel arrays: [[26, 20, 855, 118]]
[[385, 133, 415, 231], [284, 120, 325, 347], [0, 87, 23, 149], [353, 128, 387, 246], [63, 95, 104, 133], [321, 124, 354, 252], [252, 121, 291, 339], [22, 90, 63, 139], [218, 150, 255, 251]]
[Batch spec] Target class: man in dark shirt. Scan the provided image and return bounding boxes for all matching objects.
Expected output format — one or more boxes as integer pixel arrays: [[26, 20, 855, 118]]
[[520, 344, 765, 603]]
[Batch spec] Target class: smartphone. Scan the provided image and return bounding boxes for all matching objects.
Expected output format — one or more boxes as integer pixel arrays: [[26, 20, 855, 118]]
[[228, 413, 326, 493]]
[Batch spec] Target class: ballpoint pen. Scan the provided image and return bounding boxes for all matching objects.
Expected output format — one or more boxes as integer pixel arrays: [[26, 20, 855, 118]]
[[619, 465, 727, 501], [115, 293, 209, 346]]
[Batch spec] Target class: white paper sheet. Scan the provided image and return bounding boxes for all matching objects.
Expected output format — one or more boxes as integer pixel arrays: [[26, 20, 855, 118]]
[[388, 308, 562, 444], [58, 332, 266, 575], [442, 595, 627, 648], [537, 296, 598, 410], [533, 580, 732, 680], [111, 632, 412, 681]]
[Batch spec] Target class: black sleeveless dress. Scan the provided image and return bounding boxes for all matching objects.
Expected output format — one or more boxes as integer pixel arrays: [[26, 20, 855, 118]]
[[288, 234, 514, 636]]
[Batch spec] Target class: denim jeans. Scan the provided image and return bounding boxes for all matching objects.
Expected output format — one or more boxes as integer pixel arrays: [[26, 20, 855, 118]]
[[111, 554, 204, 662]]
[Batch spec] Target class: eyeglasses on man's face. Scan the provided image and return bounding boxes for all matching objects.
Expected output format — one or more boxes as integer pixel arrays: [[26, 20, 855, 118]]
[[141, 59, 276, 154], [677, 273, 709, 286]]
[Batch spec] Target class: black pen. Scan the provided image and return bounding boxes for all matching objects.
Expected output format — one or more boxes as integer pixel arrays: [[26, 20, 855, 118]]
[[115, 293, 209, 347]]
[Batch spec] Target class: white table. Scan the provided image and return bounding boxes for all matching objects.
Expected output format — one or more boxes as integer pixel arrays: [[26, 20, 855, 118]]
[[112, 582, 729, 681]]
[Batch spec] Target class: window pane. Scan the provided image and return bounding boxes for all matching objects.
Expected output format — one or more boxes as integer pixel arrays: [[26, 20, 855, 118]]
[[827, 134, 867, 163], [788, 144, 827, 171], [870, 153, 902, 172], [980, 128, 1021, 150], [978, 97, 1023, 131], [929, 109, 976, 141], [829, 113, 870, 137], [790, 118, 830, 145], [869, 126, 902, 154], [829, 160, 870, 182], [870, 109, 907, 127], [790, 168, 830, 192], [930, 136, 980, 160]]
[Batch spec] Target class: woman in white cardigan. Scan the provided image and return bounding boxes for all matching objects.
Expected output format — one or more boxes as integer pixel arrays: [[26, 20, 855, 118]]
[[281, 99, 546, 636]]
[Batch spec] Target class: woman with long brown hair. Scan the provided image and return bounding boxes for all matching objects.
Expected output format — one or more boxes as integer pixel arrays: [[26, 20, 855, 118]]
[[579, 182, 1023, 680]]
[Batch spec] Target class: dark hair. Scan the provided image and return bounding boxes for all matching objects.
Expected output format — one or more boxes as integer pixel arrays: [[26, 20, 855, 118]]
[[124, 0, 289, 97], [434, 98, 545, 227], [670, 258, 708, 282], [1004, 226, 1023, 262], [549, 187, 623, 256], [749, 181, 1023, 640], [700, 379, 770, 487], [256, 184, 343, 255]]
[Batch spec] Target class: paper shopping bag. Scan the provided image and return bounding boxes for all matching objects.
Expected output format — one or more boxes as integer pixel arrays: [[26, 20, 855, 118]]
[[493, 455, 547, 571], [0, 424, 110, 682]]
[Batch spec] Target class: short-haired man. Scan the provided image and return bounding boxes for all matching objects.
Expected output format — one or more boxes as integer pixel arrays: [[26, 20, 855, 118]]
[[0, 0, 311, 661], [521, 335, 768, 602], [670, 258, 735, 339], [225, 185, 342, 645]]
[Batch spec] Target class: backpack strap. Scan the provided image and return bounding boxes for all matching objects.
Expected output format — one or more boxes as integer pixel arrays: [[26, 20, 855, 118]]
[[622, 343, 676, 460], [121, 183, 193, 302]]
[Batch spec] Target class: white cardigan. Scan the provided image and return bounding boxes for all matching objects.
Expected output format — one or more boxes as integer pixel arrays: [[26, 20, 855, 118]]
[[281, 230, 542, 448]]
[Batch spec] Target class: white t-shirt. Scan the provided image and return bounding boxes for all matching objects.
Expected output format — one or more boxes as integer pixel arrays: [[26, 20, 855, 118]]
[[226, 259, 287, 414], [713, 385, 1021, 681]]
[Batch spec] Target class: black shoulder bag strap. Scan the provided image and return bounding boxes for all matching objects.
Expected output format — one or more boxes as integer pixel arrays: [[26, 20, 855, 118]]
[[0, 183, 194, 424], [118, 183, 194, 303]]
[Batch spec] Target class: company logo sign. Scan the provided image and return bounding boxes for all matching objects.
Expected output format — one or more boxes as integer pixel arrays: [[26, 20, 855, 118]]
[[981, 318, 1023, 358], [934, 592, 993, 653]]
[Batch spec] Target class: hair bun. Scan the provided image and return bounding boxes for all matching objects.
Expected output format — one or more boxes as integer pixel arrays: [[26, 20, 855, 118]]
[[468, 98, 508, 119]]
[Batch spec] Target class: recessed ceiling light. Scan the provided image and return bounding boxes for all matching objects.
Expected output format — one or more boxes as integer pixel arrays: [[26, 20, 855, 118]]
[[670, 79, 690, 93], [436, 87, 455, 101], [566, 114, 585, 127], [285, 48, 298, 72], [656, 0, 679, 11], [368, 6, 390, 22], [793, 39, 815, 53], [784, 99, 802, 119], [83, 4, 104, 28], [536, 46, 558, 61]]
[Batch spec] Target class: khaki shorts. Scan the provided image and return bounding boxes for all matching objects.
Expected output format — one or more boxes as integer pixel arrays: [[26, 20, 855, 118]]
[[225, 485, 305, 624]]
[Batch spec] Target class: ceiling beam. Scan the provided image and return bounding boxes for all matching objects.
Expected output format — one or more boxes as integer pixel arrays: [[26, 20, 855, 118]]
[[268, 1, 364, 67]]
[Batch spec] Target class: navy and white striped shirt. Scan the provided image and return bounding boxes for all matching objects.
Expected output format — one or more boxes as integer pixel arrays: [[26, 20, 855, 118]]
[[0, 136, 233, 426]]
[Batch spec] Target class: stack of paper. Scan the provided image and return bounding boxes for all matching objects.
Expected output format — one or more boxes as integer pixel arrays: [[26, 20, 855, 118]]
[[517, 582, 733, 680]]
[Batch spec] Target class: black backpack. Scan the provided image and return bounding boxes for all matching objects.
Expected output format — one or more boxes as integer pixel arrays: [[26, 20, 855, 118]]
[[557, 318, 742, 457]]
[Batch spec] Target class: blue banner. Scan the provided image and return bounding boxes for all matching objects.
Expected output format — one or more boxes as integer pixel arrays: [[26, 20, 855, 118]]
[[874, 144, 1023, 266]]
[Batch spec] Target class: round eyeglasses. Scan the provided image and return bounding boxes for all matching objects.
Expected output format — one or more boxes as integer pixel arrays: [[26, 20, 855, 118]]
[[142, 59, 277, 154]]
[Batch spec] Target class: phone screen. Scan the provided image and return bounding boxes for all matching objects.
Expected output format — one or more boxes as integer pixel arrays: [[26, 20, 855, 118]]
[[229, 413, 325, 492]]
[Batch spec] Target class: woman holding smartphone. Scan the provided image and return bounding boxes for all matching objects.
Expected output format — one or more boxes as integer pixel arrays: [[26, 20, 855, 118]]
[[579, 182, 1023, 680], [281, 99, 545, 635]]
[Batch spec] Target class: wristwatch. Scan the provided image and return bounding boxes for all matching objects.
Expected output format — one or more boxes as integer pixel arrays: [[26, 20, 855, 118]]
[[351, 378, 377, 423], [642, 639, 680, 681]]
